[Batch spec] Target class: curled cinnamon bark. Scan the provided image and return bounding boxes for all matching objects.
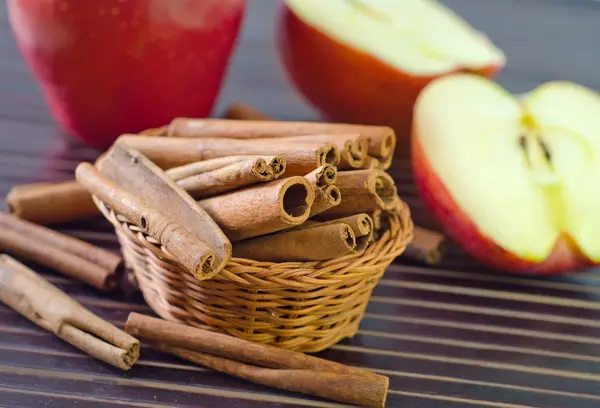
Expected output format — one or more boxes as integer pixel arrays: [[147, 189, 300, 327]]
[[233, 223, 356, 262], [404, 226, 446, 265], [0, 212, 121, 291], [118, 135, 339, 175], [198, 176, 315, 241], [126, 313, 388, 408], [1, 256, 139, 370], [166, 156, 282, 181], [175, 157, 285, 199], [322, 169, 398, 216], [224, 102, 273, 121], [304, 165, 341, 217], [76, 163, 217, 280], [6, 180, 99, 224], [166, 118, 395, 164]]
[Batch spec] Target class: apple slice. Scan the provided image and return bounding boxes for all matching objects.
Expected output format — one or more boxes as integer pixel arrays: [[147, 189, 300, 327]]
[[412, 73, 600, 274], [278, 0, 505, 146]]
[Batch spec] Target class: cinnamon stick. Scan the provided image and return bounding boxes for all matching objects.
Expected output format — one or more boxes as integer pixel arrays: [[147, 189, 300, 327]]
[[118, 135, 339, 175], [6, 180, 99, 224], [97, 142, 232, 277], [321, 170, 398, 216], [304, 165, 341, 217], [404, 226, 446, 265], [166, 156, 283, 181], [233, 223, 356, 262], [139, 125, 168, 136], [0, 212, 121, 291], [197, 176, 315, 241], [224, 102, 273, 121], [154, 343, 386, 408], [175, 157, 285, 199], [125, 313, 388, 408], [302, 214, 374, 254], [284, 134, 367, 169], [1, 256, 139, 370], [75, 163, 217, 280], [166, 118, 396, 161]]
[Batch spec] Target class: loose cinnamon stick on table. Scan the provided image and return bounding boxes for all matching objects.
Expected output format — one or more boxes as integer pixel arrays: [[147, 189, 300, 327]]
[[166, 155, 284, 181], [0, 212, 121, 291], [125, 313, 388, 408], [321, 169, 398, 217], [118, 135, 340, 175], [95, 142, 232, 277], [404, 226, 446, 265], [304, 164, 341, 217], [166, 118, 396, 163], [224, 102, 273, 121], [198, 176, 315, 242], [233, 222, 356, 262], [175, 157, 285, 199], [76, 163, 216, 281], [1, 256, 139, 370], [6, 180, 99, 224]]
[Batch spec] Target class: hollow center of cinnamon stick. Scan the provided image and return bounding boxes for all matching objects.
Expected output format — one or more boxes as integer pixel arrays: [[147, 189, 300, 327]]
[[283, 184, 310, 218], [329, 187, 341, 202], [200, 255, 215, 277]]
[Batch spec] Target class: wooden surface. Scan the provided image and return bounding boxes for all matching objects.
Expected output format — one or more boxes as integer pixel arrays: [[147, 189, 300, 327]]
[[1, 1, 600, 407]]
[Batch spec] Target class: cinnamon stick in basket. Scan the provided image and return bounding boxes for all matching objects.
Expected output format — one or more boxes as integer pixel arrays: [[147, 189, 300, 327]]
[[6, 180, 99, 224], [300, 214, 374, 254], [125, 313, 388, 408], [167, 118, 396, 162], [304, 164, 341, 217], [0, 212, 121, 291], [95, 142, 232, 277], [175, 157, 285, 199], [1, 256, 139, 370], [166, 156, 284, 181], [198, 176, 315, 241], [76, 164, 216, 281], [233, 222, 356, 262], [321, 169, 398, 216], [118, 135, 339, 175]]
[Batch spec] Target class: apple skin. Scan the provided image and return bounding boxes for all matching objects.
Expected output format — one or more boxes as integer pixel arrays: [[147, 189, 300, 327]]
[[8, 0, 247, 149], [412, 134, 594, 275], [277, 4, 503, 152]]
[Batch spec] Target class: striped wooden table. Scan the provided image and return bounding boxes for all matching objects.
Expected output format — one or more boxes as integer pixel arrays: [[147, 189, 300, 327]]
[[1, 1, 599, 407]]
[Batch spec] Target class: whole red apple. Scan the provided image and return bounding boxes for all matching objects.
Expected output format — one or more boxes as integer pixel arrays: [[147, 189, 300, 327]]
[[413, 73, 600, 275], [8, 0, 246, 149], [277, 0, 505, 152]]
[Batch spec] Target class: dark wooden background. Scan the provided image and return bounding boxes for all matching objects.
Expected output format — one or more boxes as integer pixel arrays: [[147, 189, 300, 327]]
[[1, 1, 600, 407]]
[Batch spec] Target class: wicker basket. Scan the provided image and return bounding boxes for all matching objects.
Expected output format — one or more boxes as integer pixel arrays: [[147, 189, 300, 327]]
[[94, 196, 413, 353]]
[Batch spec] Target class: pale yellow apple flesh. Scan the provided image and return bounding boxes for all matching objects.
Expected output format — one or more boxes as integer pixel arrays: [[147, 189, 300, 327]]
[[285, 0, 505, 75], [415, 74, 600, 263]]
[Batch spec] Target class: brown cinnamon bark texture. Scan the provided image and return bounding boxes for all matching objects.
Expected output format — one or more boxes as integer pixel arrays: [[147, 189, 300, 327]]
[[175, 157, 284, 199], [76, 163, 216, 280], [197, 176, 315, 241], [404, 226, 446, 265], [118, 135, 339, 175], [283, 134, 367, 169], [303, 214, 374, 253], [96, 143, 232, 277], [6, 180, 99, 224], [304, 165, 341, 217], [166, 156, 283, 181], [125, 313, 388, 407], [154, 343, 387, 408], [1, 256, 139, 370], [321, 170, 398, 216], [0, 212, 121, 291], [224, 102, 273, 121], [233, 223, 356, 262], [166, 118, 396, 161]]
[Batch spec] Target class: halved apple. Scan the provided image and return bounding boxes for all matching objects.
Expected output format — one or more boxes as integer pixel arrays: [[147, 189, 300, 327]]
[[413, 73, 600, 274], [277, 0, 505, 151]]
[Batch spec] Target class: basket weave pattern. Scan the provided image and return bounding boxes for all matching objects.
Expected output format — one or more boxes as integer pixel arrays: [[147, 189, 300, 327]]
[[97, 198, 413, 353]]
